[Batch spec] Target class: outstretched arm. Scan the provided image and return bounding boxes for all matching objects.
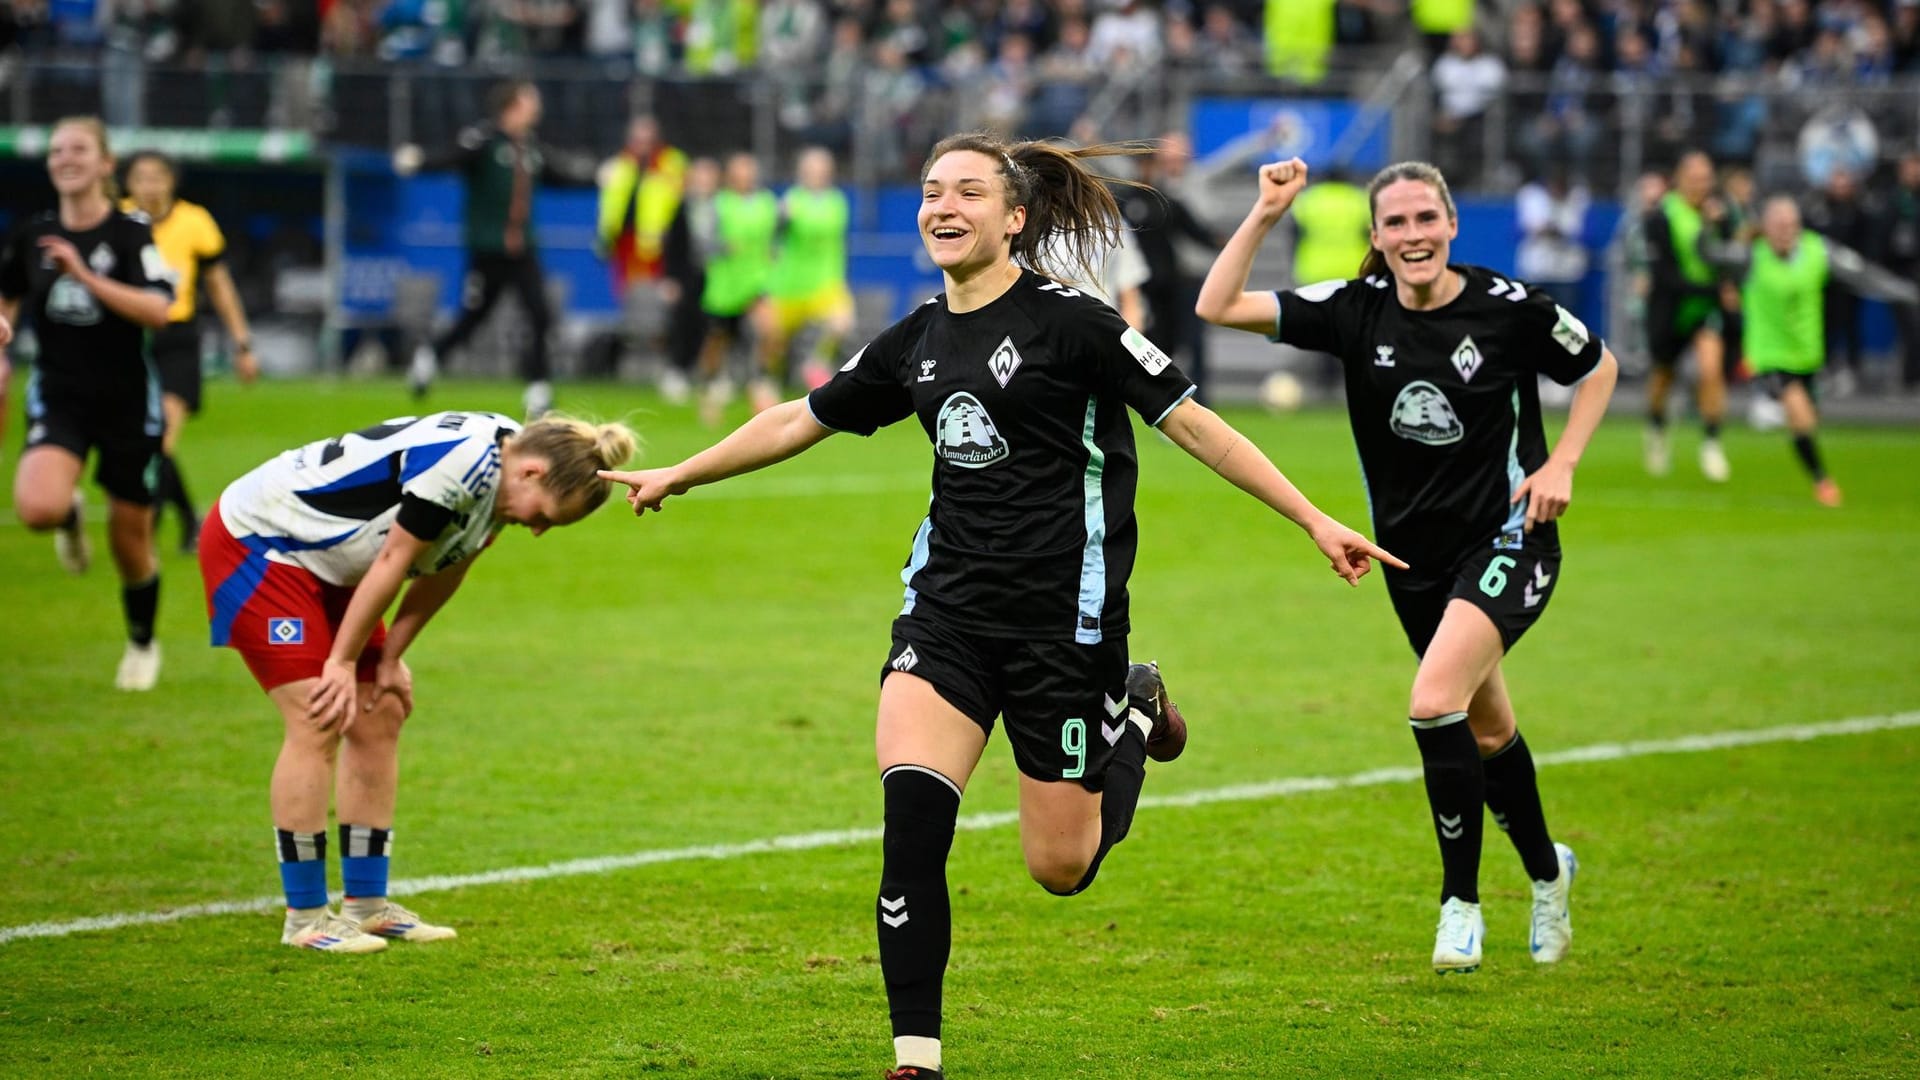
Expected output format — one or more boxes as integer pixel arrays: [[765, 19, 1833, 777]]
[[1158, 396, 1406, 585], [1830, 243, 1920, 306], [1195, 158, 1308, 334], [598, 398, 835, 515], [1513, 348, 1619, 532]]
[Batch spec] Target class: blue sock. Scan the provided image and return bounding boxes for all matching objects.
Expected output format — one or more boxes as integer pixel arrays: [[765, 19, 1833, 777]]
[[339, 824, 392, 900], [275, 829, 329, 909]]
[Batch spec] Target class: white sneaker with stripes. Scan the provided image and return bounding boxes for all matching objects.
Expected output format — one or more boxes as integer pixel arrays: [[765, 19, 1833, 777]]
[[282, 909, 389, 954], [347, 899, 458, 942]]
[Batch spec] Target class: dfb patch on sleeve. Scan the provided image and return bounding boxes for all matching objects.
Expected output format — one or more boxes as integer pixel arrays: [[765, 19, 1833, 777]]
[[1121, 326, 1172, 375], [1552, 304, 1590, 354]]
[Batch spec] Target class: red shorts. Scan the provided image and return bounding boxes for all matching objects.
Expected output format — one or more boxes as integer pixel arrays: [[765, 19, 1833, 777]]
[[198, 500, 386, 691]]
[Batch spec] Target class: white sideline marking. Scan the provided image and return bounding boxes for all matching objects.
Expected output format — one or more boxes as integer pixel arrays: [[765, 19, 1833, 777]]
[[4, 711, 1915, 946]]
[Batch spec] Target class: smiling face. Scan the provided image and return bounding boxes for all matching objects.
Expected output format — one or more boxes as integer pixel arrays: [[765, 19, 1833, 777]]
[[1674, 152, 1714, 206], [1369, 178, 1457, 288], [918, 149, 1025, 281], [47, 122, 111, 201], [1761, 196, 1802, 254], [494, 458, 588, 537]]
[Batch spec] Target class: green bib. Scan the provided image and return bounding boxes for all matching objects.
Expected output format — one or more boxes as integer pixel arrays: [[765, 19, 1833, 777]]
[[1291, 182, 1374, 286], [703, 189, 778, 316], [767, 187, 849, 301], [1743, 232, 1829, 375]]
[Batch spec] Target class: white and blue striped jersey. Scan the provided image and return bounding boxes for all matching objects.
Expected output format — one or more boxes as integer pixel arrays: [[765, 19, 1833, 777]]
[[218, 412, 519, 586]]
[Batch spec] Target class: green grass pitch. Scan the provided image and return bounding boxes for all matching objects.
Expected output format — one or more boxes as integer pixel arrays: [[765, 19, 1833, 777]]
[[1, 378, 1915, 1078]]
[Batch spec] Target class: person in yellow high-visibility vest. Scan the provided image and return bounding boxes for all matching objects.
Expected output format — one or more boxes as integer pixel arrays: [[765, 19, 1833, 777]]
[[597, 115, 688, 297]]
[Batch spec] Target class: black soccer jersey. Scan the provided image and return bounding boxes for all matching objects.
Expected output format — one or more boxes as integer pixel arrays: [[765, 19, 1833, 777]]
[[807, 269, 1195, 642], [1275, 264, 1604, 573], [0, 209, 173, 407]]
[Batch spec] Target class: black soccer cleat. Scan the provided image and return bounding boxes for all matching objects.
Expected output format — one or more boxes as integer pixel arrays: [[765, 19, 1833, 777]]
[[883, 1068, 945, 1080], [1126, 660, 1187, 762]]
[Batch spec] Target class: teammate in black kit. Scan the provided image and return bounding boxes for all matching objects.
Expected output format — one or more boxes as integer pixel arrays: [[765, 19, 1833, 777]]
[[1, 116, 175, 690], [600, 133, 1399, 1080], [1199, 159, 1619, 976]]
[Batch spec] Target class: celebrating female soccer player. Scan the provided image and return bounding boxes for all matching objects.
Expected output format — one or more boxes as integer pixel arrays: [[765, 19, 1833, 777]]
[[600, 133, 1398, 1079], [1198, 158, 1618, 975], [1, 116, 174, 690], [123, 149, 260, 554], [199, 412, 636, 953]]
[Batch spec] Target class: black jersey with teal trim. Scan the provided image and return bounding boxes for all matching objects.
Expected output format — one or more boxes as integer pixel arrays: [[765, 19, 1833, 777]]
[[1275, 265, 1603, 573], [807, 269, 1195, 642], [0, 209, 173, 408]]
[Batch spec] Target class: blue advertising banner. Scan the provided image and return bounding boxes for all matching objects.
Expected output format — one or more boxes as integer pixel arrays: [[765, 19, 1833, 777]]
[[1189, 97, 1392, 172]]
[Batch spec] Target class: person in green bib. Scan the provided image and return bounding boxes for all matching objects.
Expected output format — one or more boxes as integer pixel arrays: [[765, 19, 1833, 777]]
[[756, 147, 856, 407], [696, 152, 778, 425], [1641, 151, 1732, 482], [1288, 166, 1374, 391], [1701, 194, 1918, 507]]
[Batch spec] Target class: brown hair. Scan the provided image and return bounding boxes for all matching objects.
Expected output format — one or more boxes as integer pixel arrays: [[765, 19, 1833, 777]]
[[489, 79, 537, 121], [507, 414, 640, 516], [52, 116, 120, 201], [922, 132, 1151, 288], [1356, 160, 1456, 280]]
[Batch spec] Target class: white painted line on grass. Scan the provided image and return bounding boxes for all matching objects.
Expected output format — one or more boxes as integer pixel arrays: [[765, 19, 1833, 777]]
[[4, 711, 1915, 946]]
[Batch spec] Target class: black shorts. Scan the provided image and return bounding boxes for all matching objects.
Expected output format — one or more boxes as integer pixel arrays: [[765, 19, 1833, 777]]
[[705, 311, 749, 339], [881, 614, 1131, 790], [1757, 370, 1818, 401], [24, 398, 163, 506], [1646, 302, 1723, 370], [150, 323, 202, 413], [1386, 542, 1561, 657]]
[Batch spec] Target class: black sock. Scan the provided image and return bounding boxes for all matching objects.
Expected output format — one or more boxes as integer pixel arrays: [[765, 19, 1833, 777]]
[[1053, 721, 1148, 896], [1704, 420, 1723, 440], [1411, 713, 1483, 905], [1792, 434, 1826, 481], [1481, 731, 1560, 882], [160, 455, 198, 534], [878, 765, 960, 1041], [61, 503, 79, 531], [1647, 410, 1667, 430], [122, 575, 160, 647]]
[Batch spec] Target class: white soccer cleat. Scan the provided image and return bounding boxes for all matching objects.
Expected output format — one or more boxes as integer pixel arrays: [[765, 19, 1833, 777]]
[[1530, 842, 1578, 964], [1642, 427, 1671, 477], [114, 642, 161, 691], [658, 367, 692, 405], [1699, 439, 1731, 483], [55, 492, 91, 574], [348, 899, 458, 942], [408, 345, 438, 398], [282, 910, 389, 954], [1432, 896, 1484, 975]]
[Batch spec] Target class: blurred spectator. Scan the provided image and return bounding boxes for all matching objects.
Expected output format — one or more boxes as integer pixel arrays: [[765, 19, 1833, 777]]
[[783, 15, 865, 154], [379, 0, 468, 64], [1888, 150, 1920, 393], [1430, 28, 1504, 188], [0, 2, 57, 54], [181, 0, 256, 60], [682, 0, 756, 74], [1088, 0, 1160, 71], [1607, 169, 1670, 375], [1287, 165, 1372, 390], [870, 0, 934, 66], [660, 156, 722, 404], [1522, 20, 1603, 178], [630, 0, 679, 76], [1196, 3, 1260, 74], [1894, 2, 1920, 72], [581, 0, 631, 63], [1515, 167, 1592, 323], [1029, 15, 1095, 136], [982, 0, 1053, 54], [860, 41, 927, 175], [1411, 0, 1474, 59], [321, 0, 379, 56], [972, 32, 1036, 135], [1266, 0, 1336, 83], [598, 114, 687, 297], [1336, 0, 1396, 47], [762, 0, 828, 72], [1507, 2, 1550, 76], [1804, 167, 1884, 394]]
